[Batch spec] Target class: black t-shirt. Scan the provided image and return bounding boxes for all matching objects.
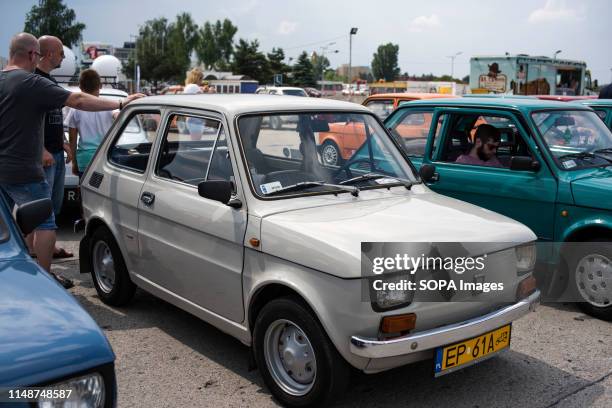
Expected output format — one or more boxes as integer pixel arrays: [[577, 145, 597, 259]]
[[0, 69, 71, 184], [599, 84, 612, 99], [35, 68, 65, 153]]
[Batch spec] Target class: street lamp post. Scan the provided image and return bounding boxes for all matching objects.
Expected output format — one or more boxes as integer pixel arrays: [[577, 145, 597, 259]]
[[447, 51, 462, 79], [349, 27, 358, 86], [130, 34, 140, 93], [553, 50, 562, 60]]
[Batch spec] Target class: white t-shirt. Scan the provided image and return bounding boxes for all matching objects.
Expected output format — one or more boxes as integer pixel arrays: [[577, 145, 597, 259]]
[[65, 108, 114, 151]]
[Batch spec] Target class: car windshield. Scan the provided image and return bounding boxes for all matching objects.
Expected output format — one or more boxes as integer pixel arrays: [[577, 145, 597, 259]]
[[283, 89, 307, 97], [531, 110, 612, 170], [237, 112, 417, 198]]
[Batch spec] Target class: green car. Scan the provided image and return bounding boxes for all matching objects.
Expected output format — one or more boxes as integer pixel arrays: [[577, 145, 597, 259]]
[[386, 97, 612, 320], [580, 99, 612, 130]]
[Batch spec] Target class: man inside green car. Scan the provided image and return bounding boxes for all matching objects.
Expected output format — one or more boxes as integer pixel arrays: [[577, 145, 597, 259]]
[[455, 124, 504, 168]]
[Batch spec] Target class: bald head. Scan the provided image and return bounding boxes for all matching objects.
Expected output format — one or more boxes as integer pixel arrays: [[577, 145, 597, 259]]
[[9, 33, 38, 59], [39, 36, 63, 55], [38, 35, 64, 73]]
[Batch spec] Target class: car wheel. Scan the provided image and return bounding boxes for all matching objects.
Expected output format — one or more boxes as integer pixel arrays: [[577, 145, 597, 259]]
[[271, 116, 283, 130], [321, 140, 342, 166], [569, 239, 612, 321], [89, 226, 136, 306], [253, 297, 350, 407]]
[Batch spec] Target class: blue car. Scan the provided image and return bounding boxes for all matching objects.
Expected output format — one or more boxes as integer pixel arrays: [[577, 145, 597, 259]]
[[0, 196, 116, 407]]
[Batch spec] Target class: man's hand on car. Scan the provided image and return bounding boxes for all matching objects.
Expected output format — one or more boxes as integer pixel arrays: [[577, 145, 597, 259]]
[[124, 93, 146, 106]]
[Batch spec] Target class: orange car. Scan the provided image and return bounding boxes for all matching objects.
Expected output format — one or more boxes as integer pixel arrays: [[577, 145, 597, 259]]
[[318, 93, 457, 165]]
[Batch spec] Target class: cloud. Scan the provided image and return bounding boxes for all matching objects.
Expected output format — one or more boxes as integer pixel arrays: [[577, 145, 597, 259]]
[[408, 14, 441, 33], [528, 0, 584, 23], [277, 20, 298, 35]]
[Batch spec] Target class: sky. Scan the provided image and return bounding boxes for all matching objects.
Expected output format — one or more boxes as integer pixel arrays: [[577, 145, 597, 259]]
[[1, 0, 611, 83]]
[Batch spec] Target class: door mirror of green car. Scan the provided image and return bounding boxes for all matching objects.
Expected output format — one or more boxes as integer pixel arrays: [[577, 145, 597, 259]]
[[510, 156, 541, 172]]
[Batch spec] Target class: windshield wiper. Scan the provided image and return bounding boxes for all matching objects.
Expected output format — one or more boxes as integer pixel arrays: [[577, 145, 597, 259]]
[[263, 181, 360, 197], [558, 151, 612, 164], [592, 148, 612, 155], [339, 172, 419, 189]]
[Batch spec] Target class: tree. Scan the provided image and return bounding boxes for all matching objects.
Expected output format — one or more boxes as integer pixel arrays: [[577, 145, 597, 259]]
[[311, 52, 330, 84], [371, 43, 400, 82], [231, 39, 271, 84], [292, 51, 317, 87], [23, 0, 86, 47], [195, 18, 237, 70]]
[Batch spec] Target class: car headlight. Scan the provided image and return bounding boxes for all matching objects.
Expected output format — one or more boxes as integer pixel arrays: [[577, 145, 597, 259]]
[[38, 372, 105, 408], [371, 272, 414, 311], [515, 243, 536, 274]]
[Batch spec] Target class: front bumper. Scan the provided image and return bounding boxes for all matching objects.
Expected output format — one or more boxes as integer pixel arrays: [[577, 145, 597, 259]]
[[350, 290, 539, 359]]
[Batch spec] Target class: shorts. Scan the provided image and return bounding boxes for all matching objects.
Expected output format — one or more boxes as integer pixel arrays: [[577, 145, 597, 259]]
[[0, 181, 57, 230], [43, 150, 66, 216]]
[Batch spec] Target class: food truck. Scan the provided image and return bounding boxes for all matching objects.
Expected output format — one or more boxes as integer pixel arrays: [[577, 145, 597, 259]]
[[470, 54, 587, 96]]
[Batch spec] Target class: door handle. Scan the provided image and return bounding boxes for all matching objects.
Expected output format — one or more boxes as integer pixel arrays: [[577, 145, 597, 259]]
[[430, 172, 440, 182], [141, 191, 155, 206]]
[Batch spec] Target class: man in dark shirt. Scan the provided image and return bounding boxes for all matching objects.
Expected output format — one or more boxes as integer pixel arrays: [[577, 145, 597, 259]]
[[599, 83, 612, 99], [0, 32, 143, 285], [35, 35, 73, 259]]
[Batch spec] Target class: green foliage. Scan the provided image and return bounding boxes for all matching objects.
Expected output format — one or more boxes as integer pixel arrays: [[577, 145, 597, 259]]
[[292, 51, 316, 87], [23, 0, 86, 47], [195, 19, 237, 70], [371, 43, 400, 81], [311, 52, 330, 83], [126, 15, 198, 84], [231, 39, 271, 84]]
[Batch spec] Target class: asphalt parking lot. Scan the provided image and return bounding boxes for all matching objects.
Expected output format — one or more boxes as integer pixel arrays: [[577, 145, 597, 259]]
[[53, 211, 612, 408]]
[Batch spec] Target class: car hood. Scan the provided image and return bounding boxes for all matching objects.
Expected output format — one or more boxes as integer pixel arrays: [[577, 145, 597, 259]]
[[570, 167, 612, 210], [260, 188, 536, 278], [0, 259, 114, 386]]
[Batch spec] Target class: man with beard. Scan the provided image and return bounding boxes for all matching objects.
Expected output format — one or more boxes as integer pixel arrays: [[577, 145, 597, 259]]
[[455, 124, 503, 168], [35, 35, 74, 262]]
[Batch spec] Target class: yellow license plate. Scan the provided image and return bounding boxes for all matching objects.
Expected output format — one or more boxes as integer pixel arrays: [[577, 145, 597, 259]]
[[434, 324, 511, 377]]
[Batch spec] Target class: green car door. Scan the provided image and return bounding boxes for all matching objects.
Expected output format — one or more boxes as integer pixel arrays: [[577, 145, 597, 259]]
[[421, 108, 559, 241]]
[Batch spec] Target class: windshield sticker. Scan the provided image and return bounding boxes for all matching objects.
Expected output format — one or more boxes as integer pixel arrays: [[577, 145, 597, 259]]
[[563, 160, 577, 169], [374, 177, 399, 185], [260, 181, 283, 194]]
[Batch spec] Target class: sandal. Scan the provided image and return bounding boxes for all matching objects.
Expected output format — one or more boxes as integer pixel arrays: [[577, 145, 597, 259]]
[[51, 273, 75, 289], [53, 248, 74, 259]]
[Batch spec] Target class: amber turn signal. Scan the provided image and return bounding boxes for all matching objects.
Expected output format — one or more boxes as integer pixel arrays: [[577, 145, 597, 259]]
[[516, 275, 537, 300], [381, 313, 417, 334], [249, 238, 260, 247]]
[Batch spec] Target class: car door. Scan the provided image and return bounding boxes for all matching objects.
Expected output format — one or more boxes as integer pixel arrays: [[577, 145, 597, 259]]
[[422, 108, 558, 241], [385, 107, 439, 168], [135, 110, 247, 322], [103, 109, 162, 261]]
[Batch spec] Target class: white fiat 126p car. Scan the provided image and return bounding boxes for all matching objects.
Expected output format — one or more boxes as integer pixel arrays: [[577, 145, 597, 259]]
[[79, 94, 539, 407]]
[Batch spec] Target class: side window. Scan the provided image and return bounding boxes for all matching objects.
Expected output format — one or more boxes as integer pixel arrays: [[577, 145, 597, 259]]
[[439, 113, 529, 169], [156, 114, 221, 186], [109, 111, 160, 173], [594, 110, 607, 121], [389, 111, 434, 157], [365, 100, 394, 120]]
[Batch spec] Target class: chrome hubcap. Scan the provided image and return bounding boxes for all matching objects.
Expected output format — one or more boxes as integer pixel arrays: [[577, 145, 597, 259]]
[[323, 145, 338, 165], [575, 253, 611, 308], [92, 241, 115, 294], [264, 319, 316, 396]]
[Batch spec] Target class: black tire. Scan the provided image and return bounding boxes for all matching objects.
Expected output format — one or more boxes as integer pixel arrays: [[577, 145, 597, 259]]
[[567, 239, 612, 321], [321, 140, 343, 166], [89, 226, 136, 306], [253, 296, 350, 407]]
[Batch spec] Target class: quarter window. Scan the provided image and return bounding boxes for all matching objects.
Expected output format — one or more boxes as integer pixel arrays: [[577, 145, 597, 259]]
[[108, 111, 160, 173]]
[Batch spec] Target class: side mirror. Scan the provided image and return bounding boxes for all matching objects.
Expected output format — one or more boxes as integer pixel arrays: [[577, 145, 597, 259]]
[[510, 156, 541, 172], [16, 198, 52, 235], [198, 180, 241, 208], [419, 163, 438, 182]]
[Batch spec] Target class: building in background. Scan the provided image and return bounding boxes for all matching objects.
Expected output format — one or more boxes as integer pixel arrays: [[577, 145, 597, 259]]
[[336, 64, 371, 81], [0, 56, 7, 69], [113, 42, 135, 66]]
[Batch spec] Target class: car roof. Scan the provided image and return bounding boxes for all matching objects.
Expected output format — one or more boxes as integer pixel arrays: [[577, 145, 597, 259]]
[[399, 96, 593, 112], [61, 85, 128, 97], [366, 93, 457, 100], [131, 94, 370, 116], [578, 99, 612, 107]]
